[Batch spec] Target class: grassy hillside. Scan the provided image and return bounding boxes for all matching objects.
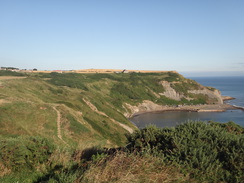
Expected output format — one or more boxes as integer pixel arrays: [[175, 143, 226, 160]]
[[0, 70, 243, 182], [0, 71, 221, 148]]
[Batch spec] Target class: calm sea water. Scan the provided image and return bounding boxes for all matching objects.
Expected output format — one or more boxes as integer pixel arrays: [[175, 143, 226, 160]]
[[130, 76, 244, 128], [192, 76, 244, 108]]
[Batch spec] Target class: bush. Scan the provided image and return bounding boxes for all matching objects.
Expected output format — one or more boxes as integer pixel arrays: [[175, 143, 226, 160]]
[[0, 136, 54, 172], [0, 70, 26, 76], [1, 122, 243, 182], [48, 73, 89, 91], [126, 121, 244, 182]]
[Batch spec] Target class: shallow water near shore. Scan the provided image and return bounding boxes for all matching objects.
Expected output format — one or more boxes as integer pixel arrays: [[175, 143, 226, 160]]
[[130, 109, 244, 128], [130, 76, 244, 128]]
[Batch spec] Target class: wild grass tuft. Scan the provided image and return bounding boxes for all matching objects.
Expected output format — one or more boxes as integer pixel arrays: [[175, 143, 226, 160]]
[[82, 151, 189, 183]]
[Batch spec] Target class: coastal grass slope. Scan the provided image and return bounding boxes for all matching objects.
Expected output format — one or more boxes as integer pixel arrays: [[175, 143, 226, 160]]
[[0, 70, 225, 148], [0, 70, 243, 182]]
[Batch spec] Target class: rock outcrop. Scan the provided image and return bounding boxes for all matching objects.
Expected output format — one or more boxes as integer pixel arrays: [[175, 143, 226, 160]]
[[159, 81, 183, 101], [124, 100, 165, 118], [159, 81, 223, 104], [124, 80, 224, 118], [188, 88, 223, 104]]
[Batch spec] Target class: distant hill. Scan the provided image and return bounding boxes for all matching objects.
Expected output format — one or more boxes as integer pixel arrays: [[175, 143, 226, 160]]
[[27, 68, 178, 73]]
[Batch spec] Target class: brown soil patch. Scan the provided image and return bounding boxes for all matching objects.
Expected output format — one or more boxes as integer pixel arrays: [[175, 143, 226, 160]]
[[0, 76, 26, 80], [0, 99, 10, 105]]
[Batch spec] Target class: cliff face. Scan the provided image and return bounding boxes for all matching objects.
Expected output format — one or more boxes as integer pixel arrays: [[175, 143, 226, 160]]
[[124, 100, 165, 118], [159, 81, 184, 101], [159, 81, 223, 104], [123, 79, 224, 117], [188, 89, 223, 104]]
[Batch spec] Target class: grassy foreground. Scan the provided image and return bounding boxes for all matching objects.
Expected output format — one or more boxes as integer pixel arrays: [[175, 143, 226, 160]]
[[0, 121, 243, 183]]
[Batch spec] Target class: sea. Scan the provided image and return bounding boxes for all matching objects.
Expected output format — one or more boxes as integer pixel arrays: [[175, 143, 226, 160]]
[[130, 76, 244, 128]]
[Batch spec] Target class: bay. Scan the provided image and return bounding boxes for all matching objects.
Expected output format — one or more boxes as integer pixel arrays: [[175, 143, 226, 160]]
[[130, 76, 244, 128]]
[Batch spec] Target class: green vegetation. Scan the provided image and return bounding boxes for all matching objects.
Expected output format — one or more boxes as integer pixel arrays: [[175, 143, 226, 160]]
[[32, 71, 212, 108], [0, 71, 227, 148], [171, 80, 199, 95], [48, 72, 89, 91], [0, 74, 134, 148], [0, 136, 54, 172], [127, 121, 244, 182], [0, 70, 26, 76], [164, 71, 182, 82], [0, 121, 243, 182], [1, 71, 241, 182]]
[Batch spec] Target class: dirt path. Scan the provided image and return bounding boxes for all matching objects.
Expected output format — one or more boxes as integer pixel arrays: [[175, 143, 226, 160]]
[[52, 106, 62, 139], [52, 106, 68, 145]]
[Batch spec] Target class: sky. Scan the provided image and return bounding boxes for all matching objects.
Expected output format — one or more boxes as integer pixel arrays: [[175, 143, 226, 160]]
[[0, 0, 244, 76]]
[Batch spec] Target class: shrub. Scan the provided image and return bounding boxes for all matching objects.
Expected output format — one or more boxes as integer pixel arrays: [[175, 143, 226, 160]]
[[48, 73, 89, 91], [0, 70, 26, 76], [126, 121, 244, 182], [0, 136, 54, 172]]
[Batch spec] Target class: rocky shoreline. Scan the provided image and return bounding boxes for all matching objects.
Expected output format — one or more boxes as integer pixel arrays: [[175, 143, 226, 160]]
[[130, 103, 238, 118], [222, 96, 236, 101], [125, 97, 242, 118]]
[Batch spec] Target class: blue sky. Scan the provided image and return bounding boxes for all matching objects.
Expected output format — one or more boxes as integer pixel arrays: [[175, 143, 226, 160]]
[[0, 0, 244, 76]]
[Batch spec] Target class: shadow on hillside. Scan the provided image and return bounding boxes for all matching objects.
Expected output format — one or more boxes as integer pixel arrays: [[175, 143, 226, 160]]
[[33, 164, 80, 183]]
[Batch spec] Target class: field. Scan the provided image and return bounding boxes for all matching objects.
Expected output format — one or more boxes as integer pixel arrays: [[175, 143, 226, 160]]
[[30, 68, 177, 74]]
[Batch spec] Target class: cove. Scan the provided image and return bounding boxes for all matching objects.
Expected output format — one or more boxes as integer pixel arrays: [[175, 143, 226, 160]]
[[130, 109, 244, 128]]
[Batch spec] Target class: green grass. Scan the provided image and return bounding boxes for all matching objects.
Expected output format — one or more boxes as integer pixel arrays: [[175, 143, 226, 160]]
[[0, 102, 56, 137], [0, 72, 242, 182], [0, 136, 54, 172], [40, 71, 216, 110], [0, 75, 137, 146], [0, 71, 224, 149], [171, 80, 200, 95], [0, 70, 26, 76], [67, 114, 90, 134], [1, 121, 242, 182]]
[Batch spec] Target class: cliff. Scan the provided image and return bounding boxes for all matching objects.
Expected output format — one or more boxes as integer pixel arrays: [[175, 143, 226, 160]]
[[160, 81, 223, 104], [122, 74, 224, 117], [0, 70, 224, 147]]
